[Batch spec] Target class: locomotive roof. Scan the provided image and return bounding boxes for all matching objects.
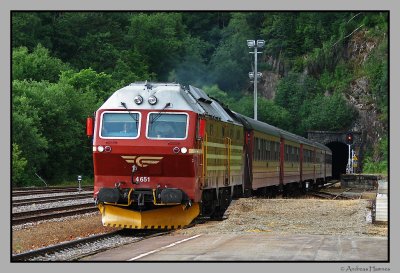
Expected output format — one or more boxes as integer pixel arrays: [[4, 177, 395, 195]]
[[99, 82, 330, 152], [99, 82, 242, 125]]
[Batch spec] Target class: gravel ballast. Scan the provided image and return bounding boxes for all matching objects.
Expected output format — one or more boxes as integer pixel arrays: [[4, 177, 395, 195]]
[[176, 198, 387, 237], [12, 197, 387, 255]]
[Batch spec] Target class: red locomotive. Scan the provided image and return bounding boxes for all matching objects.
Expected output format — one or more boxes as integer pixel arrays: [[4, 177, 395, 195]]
[[86, 82, 332, 229]]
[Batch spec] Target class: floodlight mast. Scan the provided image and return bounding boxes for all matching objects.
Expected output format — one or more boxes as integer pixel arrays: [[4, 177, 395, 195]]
[[247, 39, 265, 120]]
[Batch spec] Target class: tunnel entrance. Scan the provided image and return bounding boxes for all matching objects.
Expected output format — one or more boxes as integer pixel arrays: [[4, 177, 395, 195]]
[[326, 141, 348, 179]]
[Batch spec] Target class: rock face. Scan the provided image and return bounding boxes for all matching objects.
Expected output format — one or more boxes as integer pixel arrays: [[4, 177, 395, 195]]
[[257, 29, 387, 164], [346, 30, 377, 65], [259, 71, 280, 100], [345, 31, 387, 154]]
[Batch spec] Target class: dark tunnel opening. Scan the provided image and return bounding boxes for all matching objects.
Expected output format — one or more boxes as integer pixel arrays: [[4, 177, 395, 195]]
[[326, 141, 348, 179]]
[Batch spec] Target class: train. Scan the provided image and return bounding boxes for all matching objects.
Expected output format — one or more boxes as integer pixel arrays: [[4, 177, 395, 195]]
[[86, 82, 332, 229]]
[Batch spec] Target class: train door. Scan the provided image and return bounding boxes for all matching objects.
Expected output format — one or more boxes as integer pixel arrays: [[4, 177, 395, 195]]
[[313, 148, 316, 182], [279, 137, 285, 190], [224, 135, 231, 186], [300, 143, 303, 182], [243, 130, 253, 196]]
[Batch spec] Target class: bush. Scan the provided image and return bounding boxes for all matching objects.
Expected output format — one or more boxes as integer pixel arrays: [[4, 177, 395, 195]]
[[12, 143, 28, 187]]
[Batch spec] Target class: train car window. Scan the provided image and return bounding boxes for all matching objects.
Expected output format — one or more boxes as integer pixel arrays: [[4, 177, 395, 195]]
[[261, 139, 265, 161], [293, 147, 296, 162], [271, 142, 274, 161], [101, 112, 139, 138], [285, 145, 289, 161], [147, 113, 188, 139], [264, 140, 267, 161]]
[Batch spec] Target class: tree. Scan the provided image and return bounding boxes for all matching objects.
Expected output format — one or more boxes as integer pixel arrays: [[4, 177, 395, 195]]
[[112, 49, 152, 85], [171, 36, 210, 86], [12, 45, 69, 82], [60, 68, 118, 101], [274, 72, 321, 134], [209, 13, 255, 93], [125, 12, 187, 81], [12, 143, 28, 187], [299, 93, 358, 134], [12, 12, 49, 49], [12, 81, 50, 182], [258, 98, 291, 130], [12, 79, 100, 184]]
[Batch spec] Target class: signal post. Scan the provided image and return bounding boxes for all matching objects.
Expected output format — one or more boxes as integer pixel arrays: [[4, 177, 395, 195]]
[[346, 132, 354, 174]]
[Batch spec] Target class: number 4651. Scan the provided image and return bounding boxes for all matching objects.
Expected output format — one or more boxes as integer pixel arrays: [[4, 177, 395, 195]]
[[135, 176, 150, 183]]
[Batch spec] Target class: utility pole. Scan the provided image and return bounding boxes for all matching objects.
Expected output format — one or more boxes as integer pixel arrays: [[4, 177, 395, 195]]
[[247, 40, 265, 121]]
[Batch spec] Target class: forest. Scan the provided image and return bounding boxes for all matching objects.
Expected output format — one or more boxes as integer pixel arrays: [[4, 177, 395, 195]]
[[11, 11, 388, 186]]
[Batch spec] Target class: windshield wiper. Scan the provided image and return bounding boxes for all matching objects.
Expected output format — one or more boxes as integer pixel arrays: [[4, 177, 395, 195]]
[[121, 102, 139, 130], [150, 103, 171, 124]]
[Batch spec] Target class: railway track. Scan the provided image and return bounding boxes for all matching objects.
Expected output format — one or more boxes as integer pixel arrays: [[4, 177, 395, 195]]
[[12, 193, 93, 207], [12, 186, 93, 197], [320, 180, 341, 189], [308, 189, 354, 200], [12, 203, 98, 225], [12, 229, 171, 261]]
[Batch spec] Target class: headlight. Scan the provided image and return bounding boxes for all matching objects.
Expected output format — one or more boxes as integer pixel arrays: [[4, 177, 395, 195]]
[[134, 95, 143, 105], [148, 95, 157, 105], [97, 145, 104, 152], [181, 147, 188, 154]]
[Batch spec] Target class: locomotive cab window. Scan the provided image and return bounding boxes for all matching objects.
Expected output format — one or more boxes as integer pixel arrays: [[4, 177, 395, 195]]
[[100, 112, 140, 138], [147, 113, 188, 139]]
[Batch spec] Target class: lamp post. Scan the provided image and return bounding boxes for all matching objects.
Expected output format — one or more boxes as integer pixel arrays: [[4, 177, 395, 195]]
[[247, 39, 265, 120]]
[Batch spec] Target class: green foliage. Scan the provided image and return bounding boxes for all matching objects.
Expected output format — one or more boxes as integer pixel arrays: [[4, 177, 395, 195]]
[[362, 13, 388, 34], [231, 95, 291, 129], [60, 68, 118, 101], [202, 85, 229, 101], [262, 12, 348, 60], [362, 134, 387, 175], [12, 81, 50, 172], [49, 12, 131, 70], [12, 79, 99, 184], [209, 13, 255, 92], [12, 143, 28, 187], [11, 11, 388, 186], [319, 62, 353, 94], [168, 35, 210, 87], [362, 157, 387, 175], [274, 72, 321, 134], [125, 12, 187, 81], [112, 49, 152, 85], [362, 139, 387, 175], [202, 86, 291, 130], [12, 45, 69, 82], [299, 93, 358, 133], [12, 12, 52, 49], [362, 38, 388, 124], [258, 98, 292, 129]]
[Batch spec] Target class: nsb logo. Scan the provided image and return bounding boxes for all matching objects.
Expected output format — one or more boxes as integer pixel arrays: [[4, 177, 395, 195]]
[[121, 156, 163, 167]]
